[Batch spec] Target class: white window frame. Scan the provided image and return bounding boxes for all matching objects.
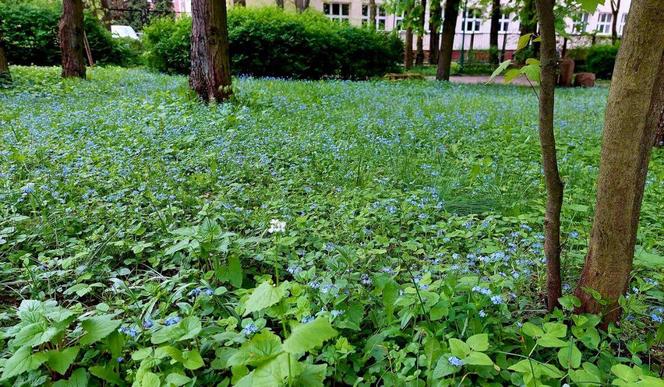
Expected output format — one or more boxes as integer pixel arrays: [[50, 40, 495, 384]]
[[618, 13, 627, 35], [462, 8, 481, 32], [596, 12, 612, 34], [573, 13, 589, 33], [361, 4, 387, 30], [499, 13, 510, 33], [324, 2, 350, 23], [394, 13, 404, 31]]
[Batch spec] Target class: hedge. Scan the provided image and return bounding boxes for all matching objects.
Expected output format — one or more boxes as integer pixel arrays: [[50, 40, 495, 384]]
[[142, 7, 404, 80]]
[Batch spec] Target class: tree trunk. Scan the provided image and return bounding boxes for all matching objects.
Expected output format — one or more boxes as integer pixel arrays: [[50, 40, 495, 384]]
[[415, 0, 427, 66], [436, 0, 460, 80], [428, 0, 441, 64], [405, 27, 414, 69], [275, 0, 284, 8], [610, 0, 620, 45], [295, 0, 310, 12], [234, 0, 247, 6], [59, 0, 86, 79], [489, 0, 500, 66], [100, 0, 112, 30], [190, 0, 233, 103], [0, 33, 10, 86], [535, 0, 563, 312], [575, 0, 664, 326], [369, 0, 377, 29], [655, 110, 664, 147]]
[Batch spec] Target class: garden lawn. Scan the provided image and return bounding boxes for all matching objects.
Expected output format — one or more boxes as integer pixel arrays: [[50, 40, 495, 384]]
[[0, 66, 663, 385]]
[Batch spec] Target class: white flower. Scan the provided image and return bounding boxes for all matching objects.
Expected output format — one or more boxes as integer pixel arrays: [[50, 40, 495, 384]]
[[268, 219, 286, 234]]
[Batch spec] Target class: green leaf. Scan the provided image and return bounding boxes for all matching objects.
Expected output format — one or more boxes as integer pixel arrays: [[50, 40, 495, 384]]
[[0, 346, 47, 380], [12, 322, 60, 348], [80, 315, 122, 346], [525, 58, 540, 66], [543, 322, 567, 338], [181, 350, 205, 370], [89, 365, 124, 385], [46, 346, 80, 375], [517, 33, 533, 51], [462, 351, 494, 366], [142, 372, 161, 387], [466, 334, 489, 352], [520, 63, 540, 83], [448, 338, 471, 358], [292, 363, 326, 387], [243, 282, 285, 316], [228, 330, 283, 367], [558, 295, 581, 310], [537, 336, 568, 348], [521, 322, 543, 337], [504, 68, 521, 84], [165, 373, 192, 386], [53, 368, 88, 387], [283, 317, 338, 354], [151, 316, 201, 344], [579, 0, 603, 12], [487, 60, 512, 83], [557, 343, 582, 369], [611, 364, 639, 382], [433, 355, 457, 378], [222, 255, 243, 288]]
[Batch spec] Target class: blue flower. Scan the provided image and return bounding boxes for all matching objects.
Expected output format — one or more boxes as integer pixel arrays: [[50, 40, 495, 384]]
[[479, 310, 487, 318], [301, 315, 315, 324], [142, 319, 154, 329], [241, 323, 259, 336], [330, 309, 344, 317], [164, 316, 181, 326], [472, 286, 491, 296], [448, 356, 464, 367], [119, 326, 138, 337], [491, 295, 503, 305], [117, 357, 124, 363], [569, 231, 579, 239]]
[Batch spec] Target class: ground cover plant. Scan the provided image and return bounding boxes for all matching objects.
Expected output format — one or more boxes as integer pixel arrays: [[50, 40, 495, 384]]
[[0, 66, 663, 386]]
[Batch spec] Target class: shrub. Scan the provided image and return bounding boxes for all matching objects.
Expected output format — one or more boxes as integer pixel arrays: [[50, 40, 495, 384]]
[[586, 44, 619, 79], [0, 1, 139, 67], [142, 8, 403, 79]]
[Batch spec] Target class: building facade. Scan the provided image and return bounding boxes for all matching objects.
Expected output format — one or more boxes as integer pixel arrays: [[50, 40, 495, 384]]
[[171, 0, 631, 54]]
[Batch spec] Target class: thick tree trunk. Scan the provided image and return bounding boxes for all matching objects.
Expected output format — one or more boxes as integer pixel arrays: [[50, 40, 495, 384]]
[[190, 0, 233, 103], [405, 27, 414, 69], [489, 0, 500, 66], [535, 0, 563, 312], [415, 0, 427, 66], [610, 0, 620, 45], [575, 0, 664, 326], [59, 0, 86, 79], [436, 0, 460, 80], [369, 0, 377, 29], [428, 0, 441, 65], [0, 34, 10, 86]]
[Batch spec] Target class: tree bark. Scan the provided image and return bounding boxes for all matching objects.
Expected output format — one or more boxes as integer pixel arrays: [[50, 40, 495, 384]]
[[405, 27, 414, 69], [575, 0, 664, 326], [610, 0, 620, 45], [59, 0, 86, 79], [535, 0, 563, 312], [489, 0, 501, 66], [369, 0, 377, 29], [436, 0, 460, 80], [275, 0, 284, 8], [0, 33, 10, 86], [234, 0, 247, 6], [415, 0, 427, 66], [428, 0, 441, 64], [655, 109, 664, 147], [190, 0, 233, 103], [295, 0, 310, 12], [100, 0, 112, 30]]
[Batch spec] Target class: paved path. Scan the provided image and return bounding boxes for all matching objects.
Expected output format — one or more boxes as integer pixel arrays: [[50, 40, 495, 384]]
[[424, 74, 536, 86]]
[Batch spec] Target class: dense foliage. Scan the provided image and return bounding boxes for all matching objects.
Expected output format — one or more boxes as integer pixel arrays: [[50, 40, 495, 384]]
[[585, 44, 619, 79], [0, 67, 663, 386], [142, 8, 404, 80], [0, 1, 141, 67]]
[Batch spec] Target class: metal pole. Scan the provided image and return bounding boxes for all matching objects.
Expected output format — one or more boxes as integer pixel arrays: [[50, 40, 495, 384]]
[[459, 0, 467, 70]]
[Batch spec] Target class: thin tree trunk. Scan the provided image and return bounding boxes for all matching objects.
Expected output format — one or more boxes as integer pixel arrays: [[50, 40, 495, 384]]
[[428, 0, 441, 64], [405, 27, 414, 69], [276, 0, 284, 8], [535, 0, 563, 311], [416, 0, 427, 66], [190, 0, 233, 103], [655, 110, 664, 147], [575, 0, 664, 326], [610, 0, 620, 45], [59, 0, 86, 79], [234, 0, 247, 6], [489, 0, 500, 66], [100, 0, 112, 30], [295, 0, 309, 12], [369, 0, 377, 29], [436, 0, 460, 80], [0, 33, 11, 86]]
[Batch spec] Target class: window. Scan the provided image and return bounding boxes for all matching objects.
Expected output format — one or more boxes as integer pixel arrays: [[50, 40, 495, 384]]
[[596, 12, 612, 34], [324, 3, 350, 23], [462, 9, 481, 32], [395, 13, 404, 31], [618, 13, 627, 35], [499, 13, 510, 33], [361, 4, 387, 30], [573, 13, 588, 33]]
